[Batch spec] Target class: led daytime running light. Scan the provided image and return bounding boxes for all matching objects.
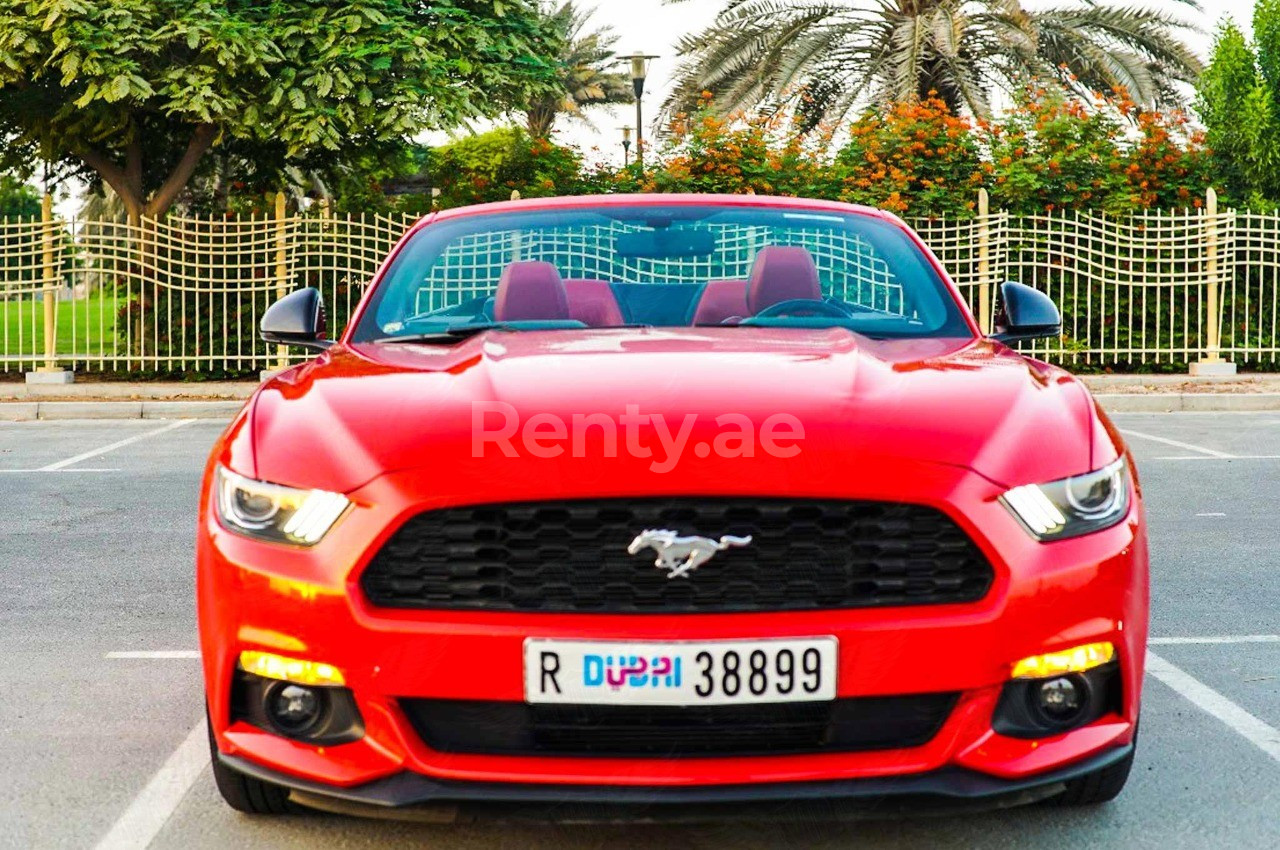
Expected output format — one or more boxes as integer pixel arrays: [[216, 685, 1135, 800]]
[[1003, 484, 1067, 535], [1011, 642, 1116, 679], [239, 650, 346, 686]]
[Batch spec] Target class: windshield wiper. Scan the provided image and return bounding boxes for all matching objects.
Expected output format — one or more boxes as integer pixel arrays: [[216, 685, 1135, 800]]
[[376, 323, 517, 344], [376, 319, 622, 344]]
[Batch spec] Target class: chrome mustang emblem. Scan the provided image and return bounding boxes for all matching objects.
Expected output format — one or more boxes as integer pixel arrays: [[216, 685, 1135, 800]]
[[626, 529, 753, 579]]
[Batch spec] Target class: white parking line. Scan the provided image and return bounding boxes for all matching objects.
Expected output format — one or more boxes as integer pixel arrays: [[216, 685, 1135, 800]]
[[0, 468, 121, 473], [1146, 651, 1280, 764], [1151, 635, 1280, 645], [106, 651, 201, 659], [38, 420, 194, 472], [92, 720, 208, 850], [1119, 428, 1236, 458], [1150, 455, 1280, 461]]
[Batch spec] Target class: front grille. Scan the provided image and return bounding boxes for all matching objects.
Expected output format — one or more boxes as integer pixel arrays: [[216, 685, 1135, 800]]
[[360, 498, 993, 613], [401, 696, 959, 757]]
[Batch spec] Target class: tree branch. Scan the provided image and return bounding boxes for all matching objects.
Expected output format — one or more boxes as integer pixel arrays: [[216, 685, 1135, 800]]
[[144, 123, 217, 218], [76, 145, 143, 222]]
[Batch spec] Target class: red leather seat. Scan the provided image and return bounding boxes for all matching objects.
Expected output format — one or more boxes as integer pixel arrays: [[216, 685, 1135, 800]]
[[690, 280, 749, 325], [564, 279, 625, 327], [493, 262, 570, 321], [746, 246, 821, 314]]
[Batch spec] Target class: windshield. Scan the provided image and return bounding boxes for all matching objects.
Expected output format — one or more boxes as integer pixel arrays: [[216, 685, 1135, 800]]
[[351, 204, 972, 342]]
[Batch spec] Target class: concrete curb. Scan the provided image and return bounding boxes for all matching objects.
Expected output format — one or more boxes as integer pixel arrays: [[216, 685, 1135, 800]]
[[0, 400, 245, 421], [1097, 393, 1280, 412], [0, 381, 256, 402], [3, 395, 1280, 420]]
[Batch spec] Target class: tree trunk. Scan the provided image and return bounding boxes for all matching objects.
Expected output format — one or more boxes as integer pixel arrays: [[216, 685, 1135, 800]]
[[77, 122, 218, 220], [526, 102, 556, 138], [77, 122, 217, 369], [145, 123, 217, 218], [917, 58, 963, 114]]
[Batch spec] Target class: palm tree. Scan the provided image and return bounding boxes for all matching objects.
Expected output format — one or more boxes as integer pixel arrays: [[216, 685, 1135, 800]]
[[525, 2, 634, 138], [664, 0, 1203, 129]]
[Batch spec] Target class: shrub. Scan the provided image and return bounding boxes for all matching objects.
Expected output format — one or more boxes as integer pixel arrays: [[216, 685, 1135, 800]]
[[428, 128, 583, 209], [986, 91, 1128, 214], [833, 96, 985, 217], [574, 91, 1211, 219], [1123, 108, 1214, 210]]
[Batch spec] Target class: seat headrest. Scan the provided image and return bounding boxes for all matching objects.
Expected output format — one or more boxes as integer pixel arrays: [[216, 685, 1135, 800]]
[[690, 280, 749, 326], [564, 279, 625, 327], [494, 261, 569, 322], [746, 247, 821, 314]]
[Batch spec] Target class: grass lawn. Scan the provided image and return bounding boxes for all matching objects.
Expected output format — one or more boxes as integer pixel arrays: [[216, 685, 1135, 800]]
[[0, 293, 122, 358]]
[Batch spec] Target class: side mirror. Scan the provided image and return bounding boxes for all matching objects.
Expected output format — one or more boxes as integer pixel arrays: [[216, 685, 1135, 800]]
[[261, 288, 332, 352], [990, 281, 1061, 345]]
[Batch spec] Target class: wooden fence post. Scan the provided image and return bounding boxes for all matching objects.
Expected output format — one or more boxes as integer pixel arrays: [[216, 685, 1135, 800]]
[[1204, 187, 1220, 362], [977, 188, 992, 333], [39, 193, 57, 371], [274, 191, 289, 371], [1191, 187, 1236, 375]]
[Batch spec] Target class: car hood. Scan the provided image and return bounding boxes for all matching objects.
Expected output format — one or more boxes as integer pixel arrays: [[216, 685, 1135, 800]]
[[245, 328, 1107, 495]]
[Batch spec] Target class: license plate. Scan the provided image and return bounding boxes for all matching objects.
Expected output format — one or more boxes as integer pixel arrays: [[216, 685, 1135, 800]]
[[523, 637, 838, 706]]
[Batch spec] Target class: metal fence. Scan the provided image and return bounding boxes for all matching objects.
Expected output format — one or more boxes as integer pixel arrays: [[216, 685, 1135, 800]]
[[0, 189, 1263, 375]]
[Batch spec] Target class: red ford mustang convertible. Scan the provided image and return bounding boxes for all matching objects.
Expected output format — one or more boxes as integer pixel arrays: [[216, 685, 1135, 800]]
[[198, 194, 1147, 818]]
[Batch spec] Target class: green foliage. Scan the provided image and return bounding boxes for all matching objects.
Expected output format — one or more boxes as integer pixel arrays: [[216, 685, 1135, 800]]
[[186, 137, 432, 216], [1257, 0, 1280, 114], [0, 173, 39, 218], [1192, 19, 1274, 206], [988, 93, 1131, 214], [428, 127, 583, 208], [0, 0, 560, 218], [1197, 14, 1280, 207]]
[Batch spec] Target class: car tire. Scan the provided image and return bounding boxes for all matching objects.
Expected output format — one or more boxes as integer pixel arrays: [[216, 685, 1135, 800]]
[[207, 715, 296, 815], [1050, 738, 1136, 806]]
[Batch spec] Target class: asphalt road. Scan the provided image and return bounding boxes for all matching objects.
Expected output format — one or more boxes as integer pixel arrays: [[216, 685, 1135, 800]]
[[1, 412, 1278, 849]]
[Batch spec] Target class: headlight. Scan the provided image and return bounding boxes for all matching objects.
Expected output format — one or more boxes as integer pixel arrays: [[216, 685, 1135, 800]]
[[1001, 458, 1129, 541], [215, 466, 349, 545]]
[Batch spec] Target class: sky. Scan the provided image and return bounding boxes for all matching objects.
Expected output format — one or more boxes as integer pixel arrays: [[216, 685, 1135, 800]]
[[554, 0, 1254, 163]]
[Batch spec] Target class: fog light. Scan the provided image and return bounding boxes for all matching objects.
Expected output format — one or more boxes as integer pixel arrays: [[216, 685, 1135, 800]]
[[266, 682, 324, 735], [1037, 676, 1084, 720]]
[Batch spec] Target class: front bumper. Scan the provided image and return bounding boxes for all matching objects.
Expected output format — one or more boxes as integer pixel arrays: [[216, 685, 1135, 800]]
[[221, 743, 1134, 818], [198, 459, 1148, 798]]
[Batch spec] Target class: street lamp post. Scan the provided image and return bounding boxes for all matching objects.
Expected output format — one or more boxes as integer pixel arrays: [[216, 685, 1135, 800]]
[[618, 52, 659, 168], [620, 126, 632, 166]]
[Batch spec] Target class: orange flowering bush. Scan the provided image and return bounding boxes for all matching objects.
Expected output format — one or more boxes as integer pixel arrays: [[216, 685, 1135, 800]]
[[832, 96, 985, 217], [986, 90, 1211, 215], [1124, 109, 1214, 210], [430, 91, 1214, 220], [584, 97, 835, 198]]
